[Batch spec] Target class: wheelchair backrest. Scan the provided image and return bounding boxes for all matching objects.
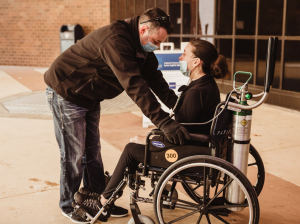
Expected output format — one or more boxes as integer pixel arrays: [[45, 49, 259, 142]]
[[210, 99, 234, 159], [211, 107, 232, 141]]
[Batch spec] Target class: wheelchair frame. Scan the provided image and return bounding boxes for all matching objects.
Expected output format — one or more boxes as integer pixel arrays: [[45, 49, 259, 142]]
[[74, 37, 277, 224]]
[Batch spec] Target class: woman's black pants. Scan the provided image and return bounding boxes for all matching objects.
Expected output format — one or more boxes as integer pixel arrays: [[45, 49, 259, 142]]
[[102, 142, 145, 199], [102, 138, 210, 199]]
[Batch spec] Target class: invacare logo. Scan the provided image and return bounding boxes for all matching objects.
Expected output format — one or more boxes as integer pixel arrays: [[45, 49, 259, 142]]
[[152, 141, 165, 148]]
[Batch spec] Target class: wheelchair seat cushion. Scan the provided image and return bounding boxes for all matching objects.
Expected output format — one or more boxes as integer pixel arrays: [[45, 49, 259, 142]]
[[148, 136, 211, 169]]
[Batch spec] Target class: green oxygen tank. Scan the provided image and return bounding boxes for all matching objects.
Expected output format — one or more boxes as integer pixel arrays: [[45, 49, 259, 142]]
[[226, 73, 253, 211]]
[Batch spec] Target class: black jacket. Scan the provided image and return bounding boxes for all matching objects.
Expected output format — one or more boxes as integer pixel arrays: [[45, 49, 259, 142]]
[[44, 16, 177, 126], [174, 74, 221, 135]]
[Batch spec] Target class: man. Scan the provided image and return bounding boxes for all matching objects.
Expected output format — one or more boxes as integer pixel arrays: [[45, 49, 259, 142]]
[[45, 7, 190, 223]]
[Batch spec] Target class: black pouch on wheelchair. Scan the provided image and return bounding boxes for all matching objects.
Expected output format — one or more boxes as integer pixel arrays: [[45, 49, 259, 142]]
[[212, 106, 233, 159], [148, 136, 211, 173]]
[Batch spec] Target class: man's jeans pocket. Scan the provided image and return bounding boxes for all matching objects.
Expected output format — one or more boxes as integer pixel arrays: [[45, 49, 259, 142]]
[[46, 87, 54, 113]]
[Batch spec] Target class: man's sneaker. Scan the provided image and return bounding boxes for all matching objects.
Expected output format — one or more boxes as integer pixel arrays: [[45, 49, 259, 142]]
[[78, 187, 101, 200], [74, 191, 110, 222], [111, 204, 128, 217], [61, 210, 89, 224], [78, 187, 128, 218]]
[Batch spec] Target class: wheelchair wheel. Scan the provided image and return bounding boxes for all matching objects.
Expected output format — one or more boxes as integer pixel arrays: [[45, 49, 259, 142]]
[[248, 144, 265, 196], [153, 155, 259, 224]]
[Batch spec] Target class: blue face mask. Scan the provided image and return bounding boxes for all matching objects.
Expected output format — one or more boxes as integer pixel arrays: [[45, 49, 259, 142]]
[[141, 31, 159, 52], [179, 58, 197, 77]]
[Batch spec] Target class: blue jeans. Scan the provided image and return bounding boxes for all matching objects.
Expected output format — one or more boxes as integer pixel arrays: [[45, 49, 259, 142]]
[[46, 86, 105, 213]]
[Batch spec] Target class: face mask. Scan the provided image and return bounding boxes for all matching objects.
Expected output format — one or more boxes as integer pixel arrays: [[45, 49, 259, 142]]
[[141, 30, 159, 52], [179, 58, 197, 77]]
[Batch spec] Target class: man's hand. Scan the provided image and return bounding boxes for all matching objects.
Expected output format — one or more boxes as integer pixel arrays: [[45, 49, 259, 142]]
[[159, 117, 191, 145]]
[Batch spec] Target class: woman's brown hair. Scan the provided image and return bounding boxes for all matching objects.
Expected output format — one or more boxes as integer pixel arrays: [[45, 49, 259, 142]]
[[189, 39, 229, 79]]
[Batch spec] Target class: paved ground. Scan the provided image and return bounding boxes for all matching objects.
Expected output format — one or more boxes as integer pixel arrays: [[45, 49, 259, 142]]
[[0, 65, 300, 223]]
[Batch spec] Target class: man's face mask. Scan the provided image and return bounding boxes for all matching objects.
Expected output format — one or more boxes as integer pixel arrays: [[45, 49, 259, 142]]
[[179, 58, 198, 77], [141, 29, 159, 52]]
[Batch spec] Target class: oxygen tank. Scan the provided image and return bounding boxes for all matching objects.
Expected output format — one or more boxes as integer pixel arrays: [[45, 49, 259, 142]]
[[226, 84, 252, 211]]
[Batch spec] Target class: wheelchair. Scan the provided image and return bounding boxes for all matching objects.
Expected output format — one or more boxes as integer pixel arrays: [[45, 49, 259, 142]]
[[73, 37, 277, 224]]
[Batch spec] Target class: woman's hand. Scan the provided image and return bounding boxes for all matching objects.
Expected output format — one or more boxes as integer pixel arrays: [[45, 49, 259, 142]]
[[130, 135, 146, 144]]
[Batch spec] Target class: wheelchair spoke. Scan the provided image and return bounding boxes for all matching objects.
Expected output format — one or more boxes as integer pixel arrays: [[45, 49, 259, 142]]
[[175, 203, 199, 211], [208, 203, 248, 210], [166, 210, 199, 224], [214, 172, 221, 196], [209, 211, 230, 224], [205, 214, 211, 224], [248, 162, 257, 166], [179, 175, 201, 204], [206, 178, 234, 207], [196, 213, 203, 224], [203, 161, 207, 206], [214, 182, 219, 197]]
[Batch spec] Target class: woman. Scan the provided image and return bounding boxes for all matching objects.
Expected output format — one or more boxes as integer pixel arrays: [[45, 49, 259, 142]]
[[75, 38, 229, 220]]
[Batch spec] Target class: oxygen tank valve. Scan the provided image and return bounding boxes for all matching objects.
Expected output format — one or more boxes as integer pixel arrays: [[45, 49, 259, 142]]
[[245, 93, 253, 100]]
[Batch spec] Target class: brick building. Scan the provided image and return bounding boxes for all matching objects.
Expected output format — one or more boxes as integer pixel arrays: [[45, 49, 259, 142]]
[[0, 0, 110, 67], [1, 0, 300, 110]]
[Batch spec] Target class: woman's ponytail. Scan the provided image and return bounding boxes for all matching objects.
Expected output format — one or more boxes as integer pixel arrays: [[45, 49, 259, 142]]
[[211, 55, 229, 79]]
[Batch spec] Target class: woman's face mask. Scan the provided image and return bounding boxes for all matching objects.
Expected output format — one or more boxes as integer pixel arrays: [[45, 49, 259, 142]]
[[179, 58, 198, 77]]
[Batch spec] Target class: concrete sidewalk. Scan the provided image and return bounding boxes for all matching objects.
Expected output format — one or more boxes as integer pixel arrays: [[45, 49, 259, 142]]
[[0, 66, 300, 223]]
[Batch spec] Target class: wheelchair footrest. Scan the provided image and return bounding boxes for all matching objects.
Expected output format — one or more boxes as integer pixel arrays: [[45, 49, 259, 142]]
[[72, 201, 111, 222], [72, 202, 90, 220]]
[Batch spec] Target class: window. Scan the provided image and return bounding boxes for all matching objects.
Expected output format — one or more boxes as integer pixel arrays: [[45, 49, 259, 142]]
[[235, 39, 254, 84], [127, 0, 135, 18], [283, 41, 300, 92], [236, 0, 256, 35], [258, 0, 283, 35], [215, 0, 233, 35], [169, 1, 181, 34], [110, 0, 300, 98], [286, 0, 300, 36], [135, 0, 145, 15], [118, 0, 126, 20], [215, 39, 232, 80]]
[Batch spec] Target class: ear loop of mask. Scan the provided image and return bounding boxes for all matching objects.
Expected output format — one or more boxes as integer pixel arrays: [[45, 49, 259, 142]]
[[189, 58, 200, 79]]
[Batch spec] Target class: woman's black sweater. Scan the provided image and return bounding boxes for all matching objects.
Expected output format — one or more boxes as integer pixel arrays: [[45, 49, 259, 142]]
[[174, 74, 221, 135]]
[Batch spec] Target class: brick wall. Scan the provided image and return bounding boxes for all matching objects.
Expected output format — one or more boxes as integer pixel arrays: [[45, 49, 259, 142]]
[[0, 0, 110, 67]]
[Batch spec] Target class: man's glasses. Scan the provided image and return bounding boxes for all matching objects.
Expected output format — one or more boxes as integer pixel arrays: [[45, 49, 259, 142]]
[[140, 16, 170, 24]]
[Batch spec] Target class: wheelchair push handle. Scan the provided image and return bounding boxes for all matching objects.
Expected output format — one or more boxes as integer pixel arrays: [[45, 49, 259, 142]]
[[264, 36, 277, 93], [228, 36, 278, 110]]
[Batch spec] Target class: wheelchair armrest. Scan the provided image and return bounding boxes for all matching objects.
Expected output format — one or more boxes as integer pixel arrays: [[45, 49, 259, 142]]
[[143, 129, 212, 176], [190, 133, 212, 142], [151, 129, 212, 142], [151, 129, 164, 136]]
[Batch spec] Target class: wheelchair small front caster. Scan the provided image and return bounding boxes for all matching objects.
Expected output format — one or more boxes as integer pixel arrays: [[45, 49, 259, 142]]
[[127, 214, 156, 224]]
